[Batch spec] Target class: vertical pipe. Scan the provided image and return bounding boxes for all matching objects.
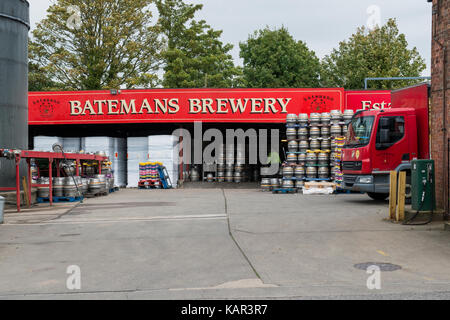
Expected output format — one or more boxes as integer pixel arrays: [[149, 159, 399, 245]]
[[27, 158, 31, 206], [16, 157, 20, 212], [49, 159, 53, 206]]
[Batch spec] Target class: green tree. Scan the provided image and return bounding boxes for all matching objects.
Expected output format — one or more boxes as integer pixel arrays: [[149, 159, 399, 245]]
[[239, 27, 320, 88], [156, 0, 240, 88], [320, 19, 426, 89], [29, 0, 162, 90]]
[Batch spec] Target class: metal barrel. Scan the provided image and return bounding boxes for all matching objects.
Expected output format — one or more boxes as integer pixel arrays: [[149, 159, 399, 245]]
[[286, 127, 297, 140], [309, 126, 320, 138], [287, 140, 298, 152], [298, 153, 306, 164], [321, 139, 331, 150], [321, 126, 330, 137], [37, 177, 50, 198], [282, 166, 294, 178], [53, 177, 65, 197], [318, 167, 330, 179], [298, 113, 309, 124], [217, 171, 225, 182], [330, 124, 342, 137], [233, 171, 242, 183], [206, 173, 214, 182], [282, 179, 294, 189], [189, 167, 200, 182], [0, 0, 30, 188], [286, 153, 297, 164], [321, 112, 331, 123], [286, 113, 298, 124], [310, 139, 320, 150], [306, 167, 317, 179], [294, 166, 305, 178], [306, 153, 317, 165], [299, 140, 309, 153], [297, 127, 308, 140], [270, 178, 280, 190], [261, 178, 271, 191], [63, 177, 78, 197], [225, 170, 234, 182], [309, 113, 321, 124]]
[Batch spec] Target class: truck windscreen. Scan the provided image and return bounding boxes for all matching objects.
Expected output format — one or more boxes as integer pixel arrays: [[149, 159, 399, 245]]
[[344, 115, 375, 148]]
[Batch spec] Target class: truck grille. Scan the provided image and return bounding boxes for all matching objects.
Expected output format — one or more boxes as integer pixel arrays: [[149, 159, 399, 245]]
[[343, 175, 358, 187], [342, 161, 362, 171]]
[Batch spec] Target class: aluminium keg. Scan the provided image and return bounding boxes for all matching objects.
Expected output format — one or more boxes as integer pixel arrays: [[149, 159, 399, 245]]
[[190, 167, 200, 182], [294, 166, 305, 178], [53, 177, 65, 197], [288, 140, 298, 152], [299, 140, 309, 153], [298, 113, 309, 124], [295, 180, 304, 189], [331, 139, 337, 150], [37, 177, 50, 198], [306, 166, 317, 179], [286, 153, 297, 164], [310, 139, 320, 150], [95, 174, 107, 193], [321, 126, 330, 137], [343, 109, 355, 121], [318, 152, 329, 164], [286, 127, 297, 140], [235, 164, 244, 172], [330, 110, 342, 122], [286, 113, 298, 124], [261, 178, 271, 191], [282, 166, 294, 178], [233, 171, 242, 183], [225, 171, 234, 182], [321, 139, 331, 150], [298, 153, 306, 163], [318, 167, 329, 179], [330, 124, 342, 137], [89, 177, 101, 193], [206, 173, 214, 182], [81, 178, 89, 194], [297, 127, 308, 140], [309, 126, 320, 138], [321, 112, 331, 123], [306, 153, 317, 165], [64, 177, 78, 197], [217, 171, 225, 182], [282, 179, 294, 189], [217, 164, 226, 172], [310, 113, 321, 124], [270, 178, 280, 190]]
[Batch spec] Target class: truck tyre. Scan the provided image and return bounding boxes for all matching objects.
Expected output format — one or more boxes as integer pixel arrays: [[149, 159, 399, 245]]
[[367, 192, 389, 201]]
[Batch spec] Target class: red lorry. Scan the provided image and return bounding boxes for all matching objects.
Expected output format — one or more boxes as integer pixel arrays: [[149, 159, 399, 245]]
[[341, 83, 430, 200]]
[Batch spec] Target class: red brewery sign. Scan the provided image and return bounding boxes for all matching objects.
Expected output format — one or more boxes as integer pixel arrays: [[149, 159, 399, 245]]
[[344, 90, 391, 111], [29, 88, 345, 124], [29, 88, 391, 125]]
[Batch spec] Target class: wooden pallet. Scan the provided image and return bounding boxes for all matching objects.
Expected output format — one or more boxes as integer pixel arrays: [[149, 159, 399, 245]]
[[303, 181, 336, 190]]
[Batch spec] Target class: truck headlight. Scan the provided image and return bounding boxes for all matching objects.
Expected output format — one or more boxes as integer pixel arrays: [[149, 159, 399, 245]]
[[358, 176, 373, 184]]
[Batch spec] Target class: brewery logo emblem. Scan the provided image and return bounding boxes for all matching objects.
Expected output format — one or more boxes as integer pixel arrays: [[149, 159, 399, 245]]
[[33, 98, 60, 118], [303, 95, 335, 112]]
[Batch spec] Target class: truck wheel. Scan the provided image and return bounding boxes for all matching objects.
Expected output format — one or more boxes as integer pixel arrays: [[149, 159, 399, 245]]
[[367, 192, 389, 201]]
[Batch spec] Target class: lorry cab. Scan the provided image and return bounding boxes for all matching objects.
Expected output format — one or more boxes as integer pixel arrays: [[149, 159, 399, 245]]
[[342, 108, 418, 200]]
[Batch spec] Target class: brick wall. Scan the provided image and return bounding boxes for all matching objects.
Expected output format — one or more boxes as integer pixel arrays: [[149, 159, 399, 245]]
[[430, 0, 449, 212]]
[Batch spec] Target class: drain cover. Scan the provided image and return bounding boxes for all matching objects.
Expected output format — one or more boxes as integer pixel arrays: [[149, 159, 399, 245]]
[[354, 262, 402, 272]]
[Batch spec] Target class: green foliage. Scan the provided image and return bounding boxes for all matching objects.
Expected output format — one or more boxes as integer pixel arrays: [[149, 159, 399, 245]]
[[320, 19, 426, 89], [239, 27, 320, 88], [29, 0, 162, 91], [156, 0, 240, 88]]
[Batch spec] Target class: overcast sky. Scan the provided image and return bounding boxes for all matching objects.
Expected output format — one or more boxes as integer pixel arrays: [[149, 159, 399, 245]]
[[30, 0, 432, 76]]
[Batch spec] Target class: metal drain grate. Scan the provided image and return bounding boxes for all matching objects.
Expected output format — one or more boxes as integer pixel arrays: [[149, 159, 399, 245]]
[[354, 262, 402, 272]]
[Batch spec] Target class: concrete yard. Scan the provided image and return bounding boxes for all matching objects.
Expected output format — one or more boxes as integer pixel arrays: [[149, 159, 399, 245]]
[[0, 188, 450, 299]]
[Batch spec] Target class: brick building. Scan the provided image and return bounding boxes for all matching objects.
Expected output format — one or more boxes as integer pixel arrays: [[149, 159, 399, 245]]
[[429, 0, 449, 214]]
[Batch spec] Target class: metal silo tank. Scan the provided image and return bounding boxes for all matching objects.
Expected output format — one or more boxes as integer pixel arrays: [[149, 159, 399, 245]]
[[0, 0, 29, 188]]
